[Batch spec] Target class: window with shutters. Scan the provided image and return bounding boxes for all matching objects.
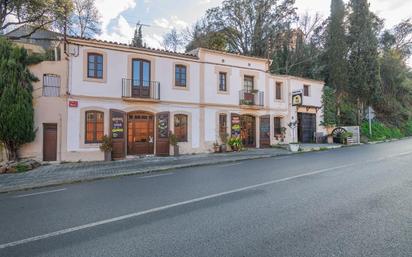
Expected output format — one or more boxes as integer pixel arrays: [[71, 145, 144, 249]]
[[85, 111, 104, 143], [42, 74, 61, 97], [174, 114, 188, 142]]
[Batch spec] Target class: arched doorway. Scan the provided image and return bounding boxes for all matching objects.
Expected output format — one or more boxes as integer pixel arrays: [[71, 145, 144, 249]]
[[127, 111, 154, 155], [240, 115, 256, 147]]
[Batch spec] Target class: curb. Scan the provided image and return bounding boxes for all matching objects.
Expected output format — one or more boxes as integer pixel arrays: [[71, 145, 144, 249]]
[[0, 143, 360, 194], [0, 152, 291, 194]]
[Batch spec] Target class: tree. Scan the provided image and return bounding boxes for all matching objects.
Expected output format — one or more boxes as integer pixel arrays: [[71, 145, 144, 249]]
[[162, 28, 183, 52], [373, 50, 412, 127], [131, 25, 143, 48], [185, 20, 228, 52], [69, 0, 101, 37], [187, 0, 297, 57], [324, 0, 348, 125], [0, 38, 38, 161], [271, 12, 326, 80], [347, 0, 381, 125], [380, 18, 412, 60], [0, 0, 73, 37]]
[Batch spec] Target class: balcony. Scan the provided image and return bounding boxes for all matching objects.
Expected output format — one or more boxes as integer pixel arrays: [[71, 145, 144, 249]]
[[122, 79, 160, 102], [239, 89, 264, 109]]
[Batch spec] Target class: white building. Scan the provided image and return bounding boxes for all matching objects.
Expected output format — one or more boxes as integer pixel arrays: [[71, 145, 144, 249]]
[[20, 37, 326, 162]]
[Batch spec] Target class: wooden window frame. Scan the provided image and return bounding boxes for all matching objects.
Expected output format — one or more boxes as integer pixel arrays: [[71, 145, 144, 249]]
[[219, 113, 228, 138], [87, 53, 104, 79], [175, 65, 187, 87], [85, 111, 104, 144], [219, 72, 227, 92], [274, 117, 282, 135], [304, 85, 310, 96], [275, 82, 282, 100], [244, 75, 254, 92], [174, 114, 188, 142]]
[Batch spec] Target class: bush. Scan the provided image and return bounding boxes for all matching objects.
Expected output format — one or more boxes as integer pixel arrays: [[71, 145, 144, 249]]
[[402, 120, 412, 136], [361, 121, 404, 141]]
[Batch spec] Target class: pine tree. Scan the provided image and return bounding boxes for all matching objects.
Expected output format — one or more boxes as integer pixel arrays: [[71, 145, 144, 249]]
[[0, 38, 37, 161], [324, 0, 348, 126], [348, 0, 381, 125], [131, 25, 143, 47]]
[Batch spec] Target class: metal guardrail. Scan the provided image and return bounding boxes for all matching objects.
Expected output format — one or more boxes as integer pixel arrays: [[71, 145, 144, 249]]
[[122, 79, 160, 100], [239, 89, 264, 107]]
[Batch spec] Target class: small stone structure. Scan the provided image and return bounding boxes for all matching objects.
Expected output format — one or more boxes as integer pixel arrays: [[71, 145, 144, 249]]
[[342, 126, 360, 145]]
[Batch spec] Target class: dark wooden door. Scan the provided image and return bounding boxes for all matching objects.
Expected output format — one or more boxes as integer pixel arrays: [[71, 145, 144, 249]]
[[43, 123, 57, 161], [110, 109, 126, 160], [156, 112, 170, 156], [260, 115, 270, 148], [127, 112, 154, 155], [298, 113, 316, 143]]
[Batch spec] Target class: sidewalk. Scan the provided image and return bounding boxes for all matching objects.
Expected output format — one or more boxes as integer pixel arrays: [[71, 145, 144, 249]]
[[0, 148, 293, 193]]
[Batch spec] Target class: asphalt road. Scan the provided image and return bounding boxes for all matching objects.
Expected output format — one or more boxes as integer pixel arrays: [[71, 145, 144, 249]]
[[1, 139, 412, 257]]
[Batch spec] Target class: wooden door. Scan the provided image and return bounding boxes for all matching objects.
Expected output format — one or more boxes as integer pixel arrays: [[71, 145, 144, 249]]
[[43, 123, 57, 161], [298, 113, 316, 143], [260, 115, 270, 148], [240, 115, 256, 147], [127, 112, 154, 155], [110, 109, 126, 160], [156, 112, 170, 156]]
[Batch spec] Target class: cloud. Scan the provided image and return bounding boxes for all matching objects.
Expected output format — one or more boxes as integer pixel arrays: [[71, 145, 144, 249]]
[[95, 0, 136, 41], [100, 15, 134, 43], [153, 16, 188, 30]]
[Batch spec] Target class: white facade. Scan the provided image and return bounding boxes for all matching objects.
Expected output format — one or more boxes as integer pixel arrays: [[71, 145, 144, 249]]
[[21, 37, 326, 162]]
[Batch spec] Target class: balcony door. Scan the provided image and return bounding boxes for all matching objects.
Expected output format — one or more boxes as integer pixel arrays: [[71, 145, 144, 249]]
[[132, 59, 151, 98]]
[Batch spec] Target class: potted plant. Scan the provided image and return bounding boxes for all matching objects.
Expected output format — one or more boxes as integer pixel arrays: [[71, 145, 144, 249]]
[[220, 132, 229, 152], [213, 141, 221, 153], [289, 143, 300, 152], [99, 135, 113, 161], [228, 136, 242, 152], [169, 132, 179, 156]]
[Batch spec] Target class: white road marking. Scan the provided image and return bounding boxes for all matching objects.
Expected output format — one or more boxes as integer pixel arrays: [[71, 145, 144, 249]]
[[217, 162, 243, 168], [12, 188, 67, 198], [1, 150, 411, 250], [0, 163, 354, 250], [139, 173, 174, 179]]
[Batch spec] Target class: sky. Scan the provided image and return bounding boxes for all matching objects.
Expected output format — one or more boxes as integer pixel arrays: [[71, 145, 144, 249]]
[[95, 0, 412, 50]]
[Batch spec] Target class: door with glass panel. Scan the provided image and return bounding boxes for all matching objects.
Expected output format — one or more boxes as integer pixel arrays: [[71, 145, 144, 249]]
[[132, 59, 151, 98]]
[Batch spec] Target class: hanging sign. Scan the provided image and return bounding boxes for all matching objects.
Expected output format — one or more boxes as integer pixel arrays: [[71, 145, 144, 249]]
[[292, 92, 303, 106], [111, 112, 124, 139], [231, 114, 241, 137]]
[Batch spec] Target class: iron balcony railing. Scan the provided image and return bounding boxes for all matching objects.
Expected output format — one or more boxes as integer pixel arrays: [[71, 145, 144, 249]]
[[239, 89, 264, 107], [122, 79, 160, 100]]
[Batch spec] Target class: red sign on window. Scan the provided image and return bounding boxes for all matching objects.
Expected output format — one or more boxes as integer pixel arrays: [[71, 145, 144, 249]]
[[69, 100, 78, 107]]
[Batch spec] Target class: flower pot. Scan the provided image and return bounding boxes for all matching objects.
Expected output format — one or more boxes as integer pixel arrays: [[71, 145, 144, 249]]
[[173, 145, 180, 156], [289, 144, 300, 152], [104, 151, 112, 161], [220, 144, 227, 153]]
